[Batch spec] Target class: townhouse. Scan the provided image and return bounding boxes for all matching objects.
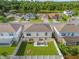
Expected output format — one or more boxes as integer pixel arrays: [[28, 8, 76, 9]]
[[52, 23, 79, 45], [0, 23, 22, 46], [0, 22, 79, 46], [23, 24, 53, 41], [63, 10, 74, 16]]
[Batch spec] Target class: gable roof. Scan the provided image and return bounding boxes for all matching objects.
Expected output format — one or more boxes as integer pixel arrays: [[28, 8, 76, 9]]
[[60, 24, 79, 32], [51, 23, 66, 31], [0, 23, 21, 32], [10, 23, 21, 31], [54, 23, 79, 32], [24, 24, 52, 32]]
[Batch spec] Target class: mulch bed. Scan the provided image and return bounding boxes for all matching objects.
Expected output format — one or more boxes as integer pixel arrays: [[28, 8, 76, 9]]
[[64, 56, 79, 59]]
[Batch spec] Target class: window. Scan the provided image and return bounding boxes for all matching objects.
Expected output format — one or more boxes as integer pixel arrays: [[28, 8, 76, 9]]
[[45, 32, 47, 36], [68, 33, 70, 36], [36, 33, 39, 36], [61, 33, 66, 36], [9, 33, 13, 36], [71, 33, 74, 36], [26, 33, 31, 36], [1, 33, 3, 36]]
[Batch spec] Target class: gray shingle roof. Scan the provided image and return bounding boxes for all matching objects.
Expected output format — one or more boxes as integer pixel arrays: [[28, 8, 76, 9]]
[[54, 23, 79, 32], [24, 24, 52, 32], [0, 23, 21, 32]]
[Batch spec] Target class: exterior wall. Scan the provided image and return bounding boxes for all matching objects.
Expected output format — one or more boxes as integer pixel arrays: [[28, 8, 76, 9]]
[[23, 37, 52, 41], [64, 11, 72, 16], [0, 26, 22, 43], [23, 32, 52, 41], [24, 32, 52, 38]]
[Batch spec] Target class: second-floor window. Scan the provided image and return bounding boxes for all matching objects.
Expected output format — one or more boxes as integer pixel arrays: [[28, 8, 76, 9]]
[[45, 32, 48, 36], [36, 33, 39, 36], [71, 33, 74, 36], [26, 33, 31, 36], [61, 33, 66, 36], [9, 33, 14, 36], [1, 33, 3, 36]]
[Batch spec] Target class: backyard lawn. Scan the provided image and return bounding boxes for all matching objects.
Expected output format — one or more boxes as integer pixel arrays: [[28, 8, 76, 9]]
[[49, 19, 53, 23], [0, 44, 16, 56], [16, 41, 58, 55], [29, 19, 43, 23]]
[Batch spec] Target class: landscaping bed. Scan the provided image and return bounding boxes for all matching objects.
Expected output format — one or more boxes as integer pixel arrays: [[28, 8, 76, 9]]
[[64, 56, 79, 59], [59, 44, 79, 56]]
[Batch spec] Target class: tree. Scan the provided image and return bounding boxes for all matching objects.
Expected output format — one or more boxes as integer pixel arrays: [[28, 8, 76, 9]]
[[70, 48, 79, 56]]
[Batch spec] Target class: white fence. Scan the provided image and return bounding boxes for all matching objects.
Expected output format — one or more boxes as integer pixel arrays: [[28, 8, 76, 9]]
[[0, 55, 64, 59]]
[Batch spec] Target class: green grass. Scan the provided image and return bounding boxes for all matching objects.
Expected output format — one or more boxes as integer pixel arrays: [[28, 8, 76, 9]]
[[0, 44, 16, 56], [59, 44, 79, 56], [19, 18, 25, 22], [16, 41, 58, 56], [40, 10, 63, 13], [29, 19, 43, 23], [59, 14, 70, 23], [48, 19, 53, 23]]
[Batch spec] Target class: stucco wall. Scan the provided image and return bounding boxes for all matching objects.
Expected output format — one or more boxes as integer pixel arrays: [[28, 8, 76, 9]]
[[23, 32, 52, 38]]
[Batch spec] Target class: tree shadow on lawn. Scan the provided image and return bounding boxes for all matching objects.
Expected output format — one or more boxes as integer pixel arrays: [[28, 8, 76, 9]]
[[16, 42, 27, 56]]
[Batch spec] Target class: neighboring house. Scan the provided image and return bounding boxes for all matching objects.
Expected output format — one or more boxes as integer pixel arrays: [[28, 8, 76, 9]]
[[42, 14, 49, 23], [48, 13, 61, 20], [63, 10, 74, 16], [68, 17, 79, 25], [1, 22, 79, 46], [6, 13, 23, 21], [37, 14, 48, 20], [23, 13, 36, 21], [0, 23, 22, 46], [15, 13, 23, 20], [42, 14, 48, 20], [51, 23, 65, 42], [23, 24, 52, 41], [37, 14, 44, 20], [52, 23, 79, 45]]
